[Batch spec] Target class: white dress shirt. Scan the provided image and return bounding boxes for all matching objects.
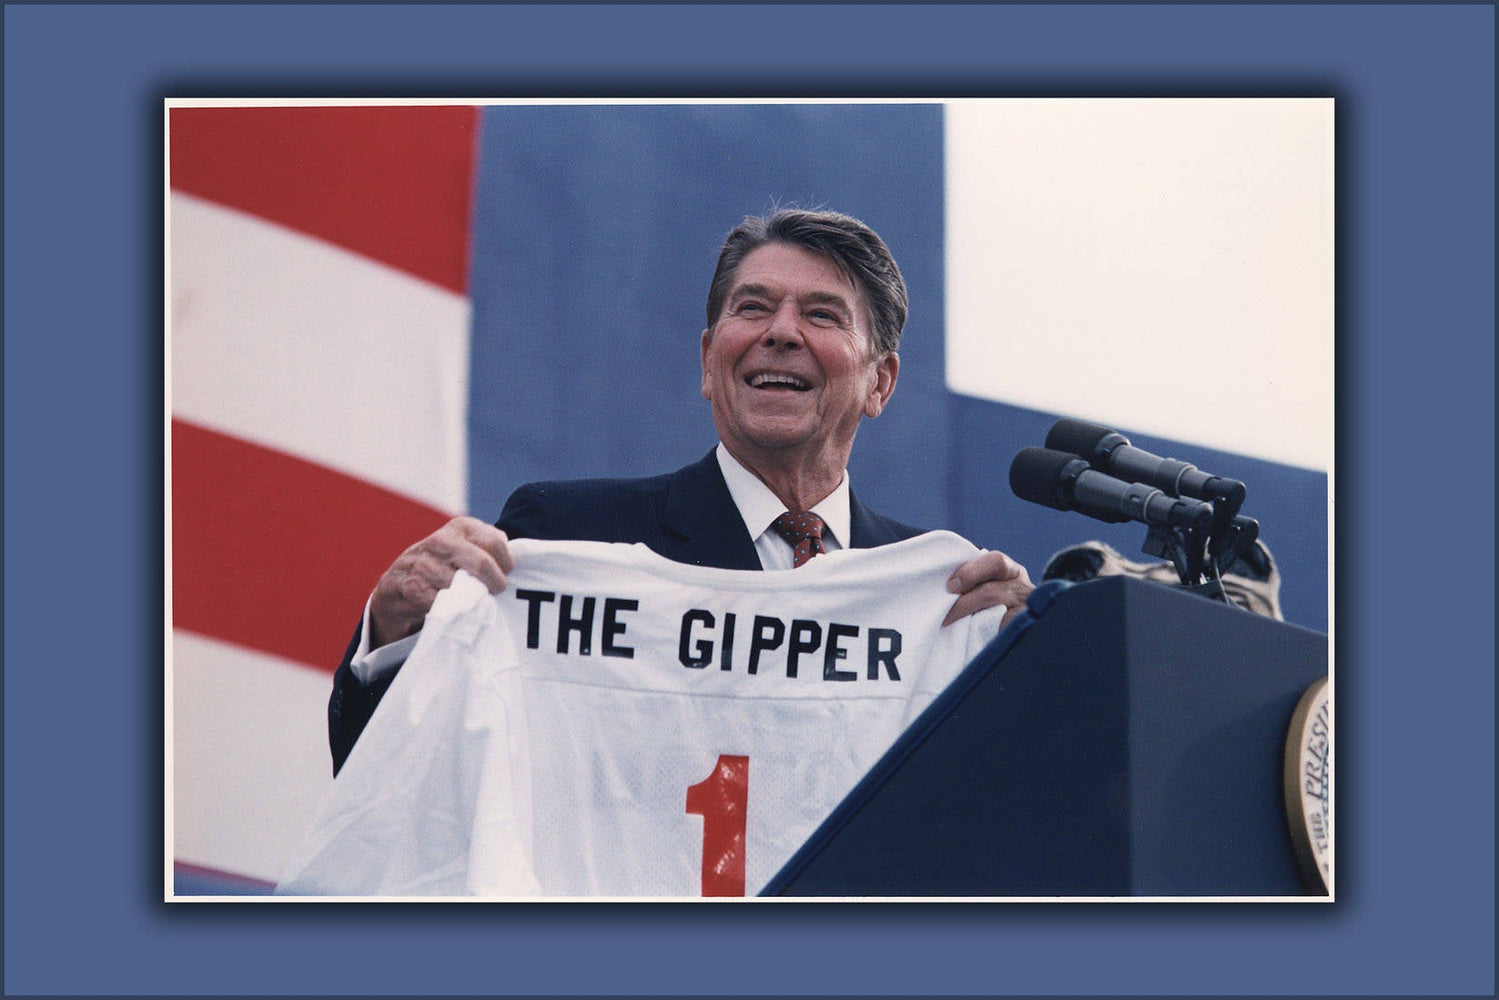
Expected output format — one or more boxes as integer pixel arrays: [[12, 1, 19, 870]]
[[713, 442, 849, 569]]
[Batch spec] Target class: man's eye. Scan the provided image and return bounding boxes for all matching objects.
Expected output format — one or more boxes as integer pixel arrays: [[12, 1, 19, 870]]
[[808, 309, 840, 323], [738, 302, 768, 314]]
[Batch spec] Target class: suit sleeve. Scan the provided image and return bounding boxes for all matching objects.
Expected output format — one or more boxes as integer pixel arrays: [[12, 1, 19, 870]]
[[327, 624, 398, 775]]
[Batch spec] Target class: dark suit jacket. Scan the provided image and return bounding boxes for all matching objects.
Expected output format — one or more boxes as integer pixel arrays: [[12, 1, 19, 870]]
[[328, 449, 926, 772]]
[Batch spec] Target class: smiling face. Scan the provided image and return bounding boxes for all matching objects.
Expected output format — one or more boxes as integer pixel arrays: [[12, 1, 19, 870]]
[[701, 242, 898, 482]]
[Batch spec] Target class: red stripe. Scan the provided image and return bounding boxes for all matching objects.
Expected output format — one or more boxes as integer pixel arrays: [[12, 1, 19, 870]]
[[169, 106, 477, 294], [172, 419, 452, 672], [173, 860, 277, 894]]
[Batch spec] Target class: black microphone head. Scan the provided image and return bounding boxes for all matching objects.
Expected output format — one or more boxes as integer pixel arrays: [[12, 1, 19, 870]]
[[1044, 417, 1123, 463], [1010, 447, 1088, 511]]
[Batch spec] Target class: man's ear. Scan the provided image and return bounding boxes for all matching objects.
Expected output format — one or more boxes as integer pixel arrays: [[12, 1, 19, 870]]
[[700, 329, 713, 401], [863, 351, 900, 418]]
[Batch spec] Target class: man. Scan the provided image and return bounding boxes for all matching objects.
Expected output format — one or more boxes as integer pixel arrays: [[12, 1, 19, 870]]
[[328, 208, 1033, 772]]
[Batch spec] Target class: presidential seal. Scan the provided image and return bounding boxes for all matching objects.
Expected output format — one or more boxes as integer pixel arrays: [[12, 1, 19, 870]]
[[1284, 676, 1331, 894]]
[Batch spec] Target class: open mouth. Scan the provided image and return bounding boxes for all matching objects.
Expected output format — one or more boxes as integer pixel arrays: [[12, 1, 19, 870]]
[[746, 372, 811, 391]]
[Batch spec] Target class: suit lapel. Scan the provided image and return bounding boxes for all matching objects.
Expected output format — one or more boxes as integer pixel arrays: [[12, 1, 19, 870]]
[[658, 450, 762, 570], [849, 491, 907, 549]]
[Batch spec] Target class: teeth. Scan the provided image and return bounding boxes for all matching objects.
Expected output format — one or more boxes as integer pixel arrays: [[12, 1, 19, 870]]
[[749, 373, 809, 389]]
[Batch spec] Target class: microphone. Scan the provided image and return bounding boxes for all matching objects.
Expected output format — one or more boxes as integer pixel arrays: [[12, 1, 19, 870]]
[[1045, 418, 1246, 509], [1010, 447, 1214, 529]]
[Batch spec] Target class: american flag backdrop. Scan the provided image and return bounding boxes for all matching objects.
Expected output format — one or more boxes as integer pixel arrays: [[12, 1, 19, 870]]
[[167, 101, 1332, 892]]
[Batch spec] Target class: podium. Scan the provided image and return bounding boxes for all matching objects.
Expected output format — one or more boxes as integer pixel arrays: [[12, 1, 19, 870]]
[[765, 576, 1329, 897]]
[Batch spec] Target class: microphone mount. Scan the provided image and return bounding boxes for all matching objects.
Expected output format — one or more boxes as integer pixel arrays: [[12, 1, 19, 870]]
[[1141, 513, 1259, 598]]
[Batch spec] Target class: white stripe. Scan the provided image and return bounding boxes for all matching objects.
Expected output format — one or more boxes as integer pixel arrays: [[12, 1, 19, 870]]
[[169, 192, 470, 511], [945, 99, 1333, 471], [170, 631, 335, 885]]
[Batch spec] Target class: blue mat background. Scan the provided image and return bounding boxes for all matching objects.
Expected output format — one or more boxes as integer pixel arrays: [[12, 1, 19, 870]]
[[5, 3, 1492, 996]]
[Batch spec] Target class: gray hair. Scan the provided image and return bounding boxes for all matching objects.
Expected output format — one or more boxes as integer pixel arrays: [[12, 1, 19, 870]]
[[705, 208, 908, 358]]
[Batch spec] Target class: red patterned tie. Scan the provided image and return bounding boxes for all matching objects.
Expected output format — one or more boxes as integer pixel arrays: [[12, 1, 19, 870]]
[[771, 511, 827, 568]]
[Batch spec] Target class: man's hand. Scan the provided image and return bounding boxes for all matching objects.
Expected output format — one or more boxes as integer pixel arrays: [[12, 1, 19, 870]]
[[368, 516, 516, 649], [944, 549, 1034, 628]]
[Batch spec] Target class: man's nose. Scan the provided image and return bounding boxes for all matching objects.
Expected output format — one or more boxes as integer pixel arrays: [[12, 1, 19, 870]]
[[763, 301, 805, 348]]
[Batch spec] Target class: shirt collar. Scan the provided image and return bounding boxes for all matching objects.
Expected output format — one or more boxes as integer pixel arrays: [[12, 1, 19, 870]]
[[715, 442, 851, 550]]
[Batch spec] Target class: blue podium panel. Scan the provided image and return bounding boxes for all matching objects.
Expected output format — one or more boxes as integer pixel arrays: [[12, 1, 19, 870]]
[[770, 577, 1329, 897]]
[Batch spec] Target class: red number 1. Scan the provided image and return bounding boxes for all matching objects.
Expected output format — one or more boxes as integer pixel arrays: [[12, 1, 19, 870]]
[[685, 754, 749, 897]]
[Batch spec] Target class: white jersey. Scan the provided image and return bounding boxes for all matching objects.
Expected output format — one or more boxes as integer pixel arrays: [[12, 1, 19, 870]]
[[278, 532, 1004, 898]]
